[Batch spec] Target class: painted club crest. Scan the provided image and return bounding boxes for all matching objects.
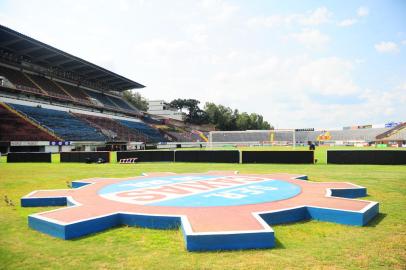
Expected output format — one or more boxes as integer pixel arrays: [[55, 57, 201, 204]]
[[21, 171, 379, 251]]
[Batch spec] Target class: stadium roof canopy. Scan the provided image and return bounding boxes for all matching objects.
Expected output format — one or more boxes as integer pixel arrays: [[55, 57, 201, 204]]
[[0, 25, 145, 91]]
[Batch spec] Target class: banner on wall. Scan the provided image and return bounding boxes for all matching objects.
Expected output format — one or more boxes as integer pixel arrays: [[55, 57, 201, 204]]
[[10, 141, 49, 146], [49, 141, 71, 146], [317, 131, 332, 141]]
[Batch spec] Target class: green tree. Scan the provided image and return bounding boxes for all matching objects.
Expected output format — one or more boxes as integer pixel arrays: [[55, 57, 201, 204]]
[[236, 112, 251, 130], [204, 102, 272, 131], [169, 99, 272, 130], [122, 91, 148, 111], [169, 99, 208, 124], [204, 103, 236, 130]]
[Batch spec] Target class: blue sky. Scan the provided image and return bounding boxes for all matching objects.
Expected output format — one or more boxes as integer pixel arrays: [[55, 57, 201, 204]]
[[0, 0, 405, 129]]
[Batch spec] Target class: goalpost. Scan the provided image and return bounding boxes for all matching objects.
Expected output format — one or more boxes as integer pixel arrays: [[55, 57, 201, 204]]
[[208, 129, 296, 148]]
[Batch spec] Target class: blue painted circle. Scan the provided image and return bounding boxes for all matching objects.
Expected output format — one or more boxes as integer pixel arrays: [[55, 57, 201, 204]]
[[98, 175, 301, 207]]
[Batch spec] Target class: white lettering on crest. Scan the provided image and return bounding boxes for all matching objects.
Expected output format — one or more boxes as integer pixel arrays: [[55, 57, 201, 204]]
[[100, 176, 277, 204]]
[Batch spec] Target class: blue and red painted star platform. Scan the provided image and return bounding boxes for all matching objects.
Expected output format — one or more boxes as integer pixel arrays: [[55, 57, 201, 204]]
[[21, 171, 379, 251]]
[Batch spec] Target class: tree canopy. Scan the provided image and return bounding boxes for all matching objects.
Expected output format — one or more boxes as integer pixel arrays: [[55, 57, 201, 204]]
[[169, 98, 272, 130], [204, 102, 272, 130], [169, 99, 208, 124], [122, 91, 148, 111]]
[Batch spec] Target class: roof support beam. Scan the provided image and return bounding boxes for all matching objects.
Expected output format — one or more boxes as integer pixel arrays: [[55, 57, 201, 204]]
[[83, 70, 101, 76], [54, 58, 75, 66], [103, 77, 122, 83], [109, 81, 131, 89], [0, 38, 22, 47], [32, 52, 59, 61], [17, 46, 43, 54], [64, 63, 90, 71], [87, 73, 112, 80], [112, 81, 130, 87]]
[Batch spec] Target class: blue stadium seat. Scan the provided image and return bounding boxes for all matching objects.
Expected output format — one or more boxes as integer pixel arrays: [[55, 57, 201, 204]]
[[119, 120, 165, 142], [9, 103, 106, 141], [108, 96, 138, 111], [84, 90, 117, 108]]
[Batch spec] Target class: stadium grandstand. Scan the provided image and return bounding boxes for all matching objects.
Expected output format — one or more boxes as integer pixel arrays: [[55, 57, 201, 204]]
[[208, 125, 406, 148], [0, 25, 186, 153]]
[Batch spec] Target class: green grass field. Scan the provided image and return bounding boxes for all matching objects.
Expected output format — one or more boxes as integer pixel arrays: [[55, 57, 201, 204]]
[[0, 147, 405, 269]]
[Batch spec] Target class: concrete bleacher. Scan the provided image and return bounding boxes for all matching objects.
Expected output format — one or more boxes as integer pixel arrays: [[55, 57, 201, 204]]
[[376, 122, 406, 140], [9, 103, 106, 141], [119, 120, 166, 143], [271, 129, 390, 143], [166, 131, 203, 142], [53, 81, 90, 101], [0, 103, 56, 141], [27, 74, 70, 99], [0, 65, 38, 89], [288, 129, 391, 143], [324, 128, 390, 141], [73, 113, 147, 142], [1, 65, 141, 114], [84, 90, 118, 108], [108, 95, 137, 111], [211, 132, 270, 143], [211, 128, 393, 144], [382, 127, 406, 141]]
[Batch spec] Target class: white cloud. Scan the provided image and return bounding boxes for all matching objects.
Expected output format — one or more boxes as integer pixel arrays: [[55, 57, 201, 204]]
[[188, 54, 364, 128], [374, 41, 399, 53], [183, 24, 209, 44], [357, 6, 369, 17], [289, 29, 330, 49], [246, 14, 294, 28], [299, 7, 332, 25], [246, 6, 332, 28], [337, 6, 369, 28], [199, 0, 240, 22], [354, 58, 365, 64], [337, 18, 357, 27], [297, 57, 358, 96]]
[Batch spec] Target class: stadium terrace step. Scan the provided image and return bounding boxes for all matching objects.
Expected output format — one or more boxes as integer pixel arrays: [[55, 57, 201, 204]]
[[22, 73, 49, 95], [118, 119, 166, 143], [108, 95, 138, 112], [73, 113, 148, 142], [0, 65, 142, 117], [165, 130, 203, 142], [27, 74, 72, 99], [53, 81, 91, 101], [0, 65, 38, 89], [376, 122, 406, 140], [192, 130, 208, 142], [382, 128, 406, 141], [8, 103, 107, 141], [0, 102, 60, 141], [84, 90, 118, 108]]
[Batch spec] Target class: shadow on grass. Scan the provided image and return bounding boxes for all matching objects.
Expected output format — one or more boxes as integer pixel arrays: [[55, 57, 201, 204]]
[[274, 238, 286, 249], [70, 225, 286, 253], [62, 213, 382, 252], [366, 213, 386, 227], [70, 224, 180, 242]]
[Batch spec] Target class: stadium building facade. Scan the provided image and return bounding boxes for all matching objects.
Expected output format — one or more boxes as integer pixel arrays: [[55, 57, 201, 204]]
[[0, 25, 189, 153]]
